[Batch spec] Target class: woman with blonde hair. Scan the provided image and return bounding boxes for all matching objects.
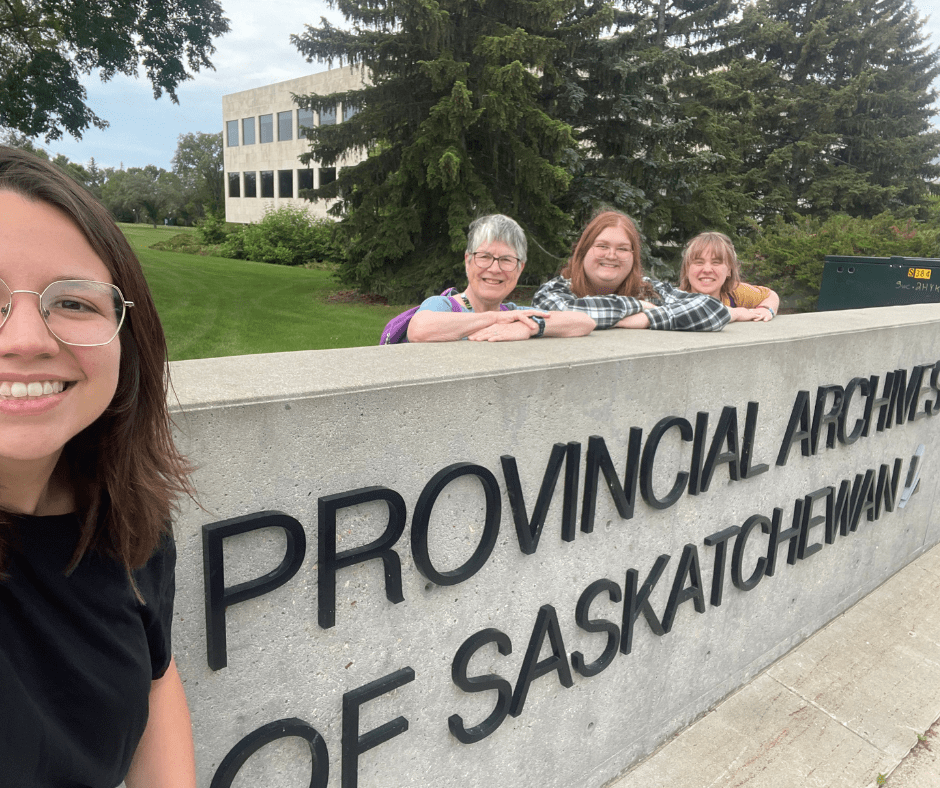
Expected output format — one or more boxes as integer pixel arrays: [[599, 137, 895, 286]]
[[680, 231, 779, 322], [531, 211, 730, 331]]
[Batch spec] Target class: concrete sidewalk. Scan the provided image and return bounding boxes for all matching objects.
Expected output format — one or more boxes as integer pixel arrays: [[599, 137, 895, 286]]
[[606, 543, 940, 788]]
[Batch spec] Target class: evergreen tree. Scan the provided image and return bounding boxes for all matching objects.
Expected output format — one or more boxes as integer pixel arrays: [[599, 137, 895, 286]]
[[696, 0, 940, 226], [291, 0, 609, 300], [560, 0, 738, 272]]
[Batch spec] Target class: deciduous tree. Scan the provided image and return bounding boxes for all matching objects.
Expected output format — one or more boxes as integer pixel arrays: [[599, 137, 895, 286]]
[[0, 0, 229, 141], [172, 131, 223, 220], [101, 165, 180, 226]]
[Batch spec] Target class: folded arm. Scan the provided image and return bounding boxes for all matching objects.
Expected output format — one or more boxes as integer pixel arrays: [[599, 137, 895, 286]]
[[530, 277, 642, 329], [407, 308, 504, 342], [636, 283, 731, 331], [467, 310, 596, 341], [728, 283, 780, 323]]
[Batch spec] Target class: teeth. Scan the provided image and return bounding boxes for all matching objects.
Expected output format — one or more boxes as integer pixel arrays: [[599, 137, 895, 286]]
[[0, 380, 65, 399]]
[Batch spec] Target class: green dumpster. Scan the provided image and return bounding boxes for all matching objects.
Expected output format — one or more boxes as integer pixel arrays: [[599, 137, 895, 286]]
[[817, 255, 940, 311]]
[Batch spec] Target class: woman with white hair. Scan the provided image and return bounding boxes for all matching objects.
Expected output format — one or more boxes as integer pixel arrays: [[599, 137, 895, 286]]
[[406, 214, 595, 342]]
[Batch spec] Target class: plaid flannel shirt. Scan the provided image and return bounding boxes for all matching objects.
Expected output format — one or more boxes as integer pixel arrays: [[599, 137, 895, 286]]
[[531, 276, 730, 331]]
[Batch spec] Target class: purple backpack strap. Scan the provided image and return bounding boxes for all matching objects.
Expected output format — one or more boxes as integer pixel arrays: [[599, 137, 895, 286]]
[[379, 288, 462, 345]]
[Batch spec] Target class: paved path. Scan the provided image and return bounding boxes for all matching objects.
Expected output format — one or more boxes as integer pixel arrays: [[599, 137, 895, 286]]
[[606, 543, 940, 788]]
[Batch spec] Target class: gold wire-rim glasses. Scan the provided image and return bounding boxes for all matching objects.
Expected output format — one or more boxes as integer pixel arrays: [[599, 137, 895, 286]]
[[0, 278, 134, 347]]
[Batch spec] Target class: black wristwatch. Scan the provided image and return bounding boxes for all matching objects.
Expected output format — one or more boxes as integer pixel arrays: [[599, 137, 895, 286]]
[[530, 315, 546, 338]]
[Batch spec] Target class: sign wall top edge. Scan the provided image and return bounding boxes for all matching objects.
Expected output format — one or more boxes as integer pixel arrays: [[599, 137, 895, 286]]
[[167, 304, 940, 412]]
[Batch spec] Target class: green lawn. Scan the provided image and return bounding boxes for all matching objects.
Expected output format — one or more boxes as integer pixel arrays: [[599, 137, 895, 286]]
[[120, 226, 400, 361], [119, 223, 196, 249]]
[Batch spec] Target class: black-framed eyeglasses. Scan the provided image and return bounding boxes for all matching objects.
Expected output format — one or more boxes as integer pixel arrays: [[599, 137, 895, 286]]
[[470, 252, 521, 271], [0, 278, 134, 347]]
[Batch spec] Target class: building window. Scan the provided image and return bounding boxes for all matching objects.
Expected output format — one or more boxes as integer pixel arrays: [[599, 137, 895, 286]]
[[343, 103, 358, 122], [319, 166, 336, 186], [244, 171, 257, 198], [226, 120, 238, 146], [260, 170, 274, 198], [277, 111, 293, 141], [298, 168, 313, 193], [242, 118, 255, 145], [319, 104, 336, 126], [228, 172, 240, 197], [298, 107, 314, 133], [278, 170, 293, 198], [259, 114, 274, 143]]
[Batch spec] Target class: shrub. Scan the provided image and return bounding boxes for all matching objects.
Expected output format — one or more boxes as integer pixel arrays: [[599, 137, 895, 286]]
[[197, 210, 230, 245], [739, 212, 940, 311], [220, 204, 337, 266]]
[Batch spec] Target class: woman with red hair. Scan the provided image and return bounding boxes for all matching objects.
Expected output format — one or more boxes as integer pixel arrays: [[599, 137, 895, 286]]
[[531, 212, 730, 331]]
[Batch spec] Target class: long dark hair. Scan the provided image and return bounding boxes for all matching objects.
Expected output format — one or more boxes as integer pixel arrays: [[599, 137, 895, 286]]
[[562, 211, 658, 301], [0, 146, 194, 575]]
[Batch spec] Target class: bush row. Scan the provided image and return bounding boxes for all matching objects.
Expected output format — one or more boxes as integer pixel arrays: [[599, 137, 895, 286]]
[[198, 205, 339, 267], [738, 205, 940, 310], [197, 204, 940, 310]]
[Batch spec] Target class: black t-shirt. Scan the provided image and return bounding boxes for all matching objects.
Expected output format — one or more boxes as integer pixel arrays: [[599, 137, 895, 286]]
[[0, 513, 175, 788]]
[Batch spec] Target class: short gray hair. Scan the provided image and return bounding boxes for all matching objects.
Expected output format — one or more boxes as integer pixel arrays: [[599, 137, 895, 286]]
[[465, 214, 527, 264]]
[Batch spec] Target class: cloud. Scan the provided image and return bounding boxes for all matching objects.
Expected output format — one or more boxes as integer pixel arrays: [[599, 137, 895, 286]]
[[37, 0, 940, 171], [44, 0, 341, 169]]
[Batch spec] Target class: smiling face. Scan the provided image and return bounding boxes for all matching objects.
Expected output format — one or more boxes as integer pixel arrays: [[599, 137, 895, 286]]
[[0, 191, 121, 473], [685, 243, 730, 299], [465, 240, 524, 310], [583, 225, 634, 295]]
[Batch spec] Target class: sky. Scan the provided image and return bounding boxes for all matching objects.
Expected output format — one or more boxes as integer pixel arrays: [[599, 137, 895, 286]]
[[39, 0, 940, 171]]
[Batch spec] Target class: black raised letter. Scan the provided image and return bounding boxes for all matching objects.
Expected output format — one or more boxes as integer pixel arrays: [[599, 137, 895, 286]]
[[873, 459, 903, 520], [210, 718, 328, 788], [799, 488, 828, 560], [571, 579, 622, 678], [699, 406, 741, 492], [621, 554, 670, 654], [449, 629, 513, 744], [203, 511, 306, 670], [510, 605, 574, 717], [581, 432, 642, 532], [412, 463, 500, 586], [640, 417, 693, 509], [731, 515, 769, 591], [342, 668, 415, 788], [704, 526, 741, 607], [838, 377, 869, 445], [662, 544, 706, 632], [764, 505, 800, 576], [740, 402, 770, 479], [777, 391, 812, 466], [811, 385, 844, 454], [319, 487, 407, 629], [502, 443, 579, 554]]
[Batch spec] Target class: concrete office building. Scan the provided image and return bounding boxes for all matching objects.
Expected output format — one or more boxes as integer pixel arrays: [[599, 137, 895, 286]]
[[222, 66, 365, 224]]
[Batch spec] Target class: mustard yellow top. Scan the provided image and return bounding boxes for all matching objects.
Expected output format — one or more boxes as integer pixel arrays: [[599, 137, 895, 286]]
[[724, 282, 772, 308]]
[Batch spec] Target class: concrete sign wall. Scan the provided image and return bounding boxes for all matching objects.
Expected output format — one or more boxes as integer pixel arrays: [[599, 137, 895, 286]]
[[167, 305, 940, 788]]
